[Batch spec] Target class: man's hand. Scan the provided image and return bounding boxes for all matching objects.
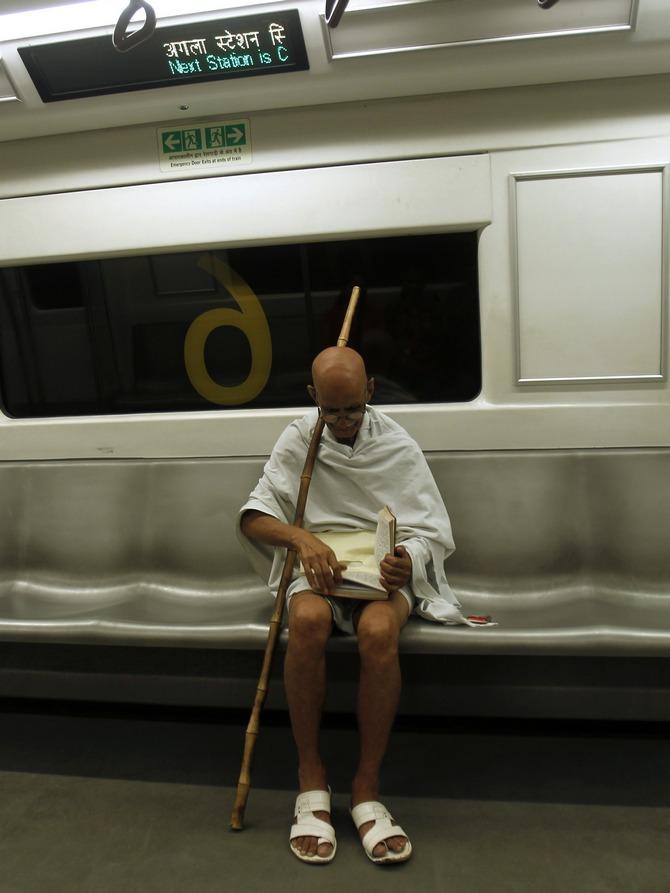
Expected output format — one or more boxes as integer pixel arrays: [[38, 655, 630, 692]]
[[379, 545, 412, 594], [241, 511, 346, 595], [294, 530, 347, 596]]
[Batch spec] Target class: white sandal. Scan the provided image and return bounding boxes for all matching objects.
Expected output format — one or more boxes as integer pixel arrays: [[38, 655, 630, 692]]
[[350, 801, 412, 865], [289, 789, 337, 864]]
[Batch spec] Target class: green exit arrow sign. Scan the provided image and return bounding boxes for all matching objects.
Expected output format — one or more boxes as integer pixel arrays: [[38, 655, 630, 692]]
[[162, 131, 182, 153], [224, 124, 246, 145], [158, 118, 252, 173]]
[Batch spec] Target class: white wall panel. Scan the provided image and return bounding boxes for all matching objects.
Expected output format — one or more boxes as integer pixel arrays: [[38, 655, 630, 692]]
[[2, 75, 670, 201], [0, 155, 491, 265], [513, 168, 666, 383], [327, 0, 634, 60], [482, 137, 670, 419]]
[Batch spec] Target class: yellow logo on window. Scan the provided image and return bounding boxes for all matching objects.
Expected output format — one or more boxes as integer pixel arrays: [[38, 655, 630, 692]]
[[184, 255, 272, 405]]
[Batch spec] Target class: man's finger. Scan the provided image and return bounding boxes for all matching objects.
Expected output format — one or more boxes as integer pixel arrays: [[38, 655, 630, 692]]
[[321, 551, 342, 588], [319, 561, 335, 594], [383, 553, 408, 566], [310, 562, 331, 594], [330, 560, 346, 585], [381, 558, 407, 574], [381, 562, 401, 576]]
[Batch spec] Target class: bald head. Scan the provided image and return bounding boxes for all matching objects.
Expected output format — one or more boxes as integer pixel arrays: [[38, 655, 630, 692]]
[[308, 347, 374, 444], [311, 347, 367, 391]]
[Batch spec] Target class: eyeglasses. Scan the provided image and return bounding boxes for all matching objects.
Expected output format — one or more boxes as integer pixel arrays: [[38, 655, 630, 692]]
[[319, 404, 367, 423]]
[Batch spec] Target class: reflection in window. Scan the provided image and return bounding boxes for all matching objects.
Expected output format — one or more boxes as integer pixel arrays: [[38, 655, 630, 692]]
[[0, 233, 480, 417]]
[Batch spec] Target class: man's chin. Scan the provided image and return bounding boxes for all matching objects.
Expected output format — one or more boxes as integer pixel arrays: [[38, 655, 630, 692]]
[[330, 424, 359, 442]]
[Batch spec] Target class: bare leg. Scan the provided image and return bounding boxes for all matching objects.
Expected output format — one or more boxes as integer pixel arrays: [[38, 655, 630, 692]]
[[284, 590, 334, 859], [352, 591, 410, 857]]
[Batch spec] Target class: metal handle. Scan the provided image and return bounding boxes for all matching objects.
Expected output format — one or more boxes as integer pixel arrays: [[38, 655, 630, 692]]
[[325, 0, 350, 28], [113, 1, 157, 53]]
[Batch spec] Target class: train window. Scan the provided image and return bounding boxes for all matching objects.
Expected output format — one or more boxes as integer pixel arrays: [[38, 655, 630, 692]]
[[25, 263, 84, 310], [0, 233, 480, 417]]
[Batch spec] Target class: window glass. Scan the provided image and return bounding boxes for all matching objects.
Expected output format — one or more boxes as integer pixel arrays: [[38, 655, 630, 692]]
[[0, 233, 480, 417]]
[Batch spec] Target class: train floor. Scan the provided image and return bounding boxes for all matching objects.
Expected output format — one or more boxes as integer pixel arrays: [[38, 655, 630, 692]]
[[1, 701, 669, 893]]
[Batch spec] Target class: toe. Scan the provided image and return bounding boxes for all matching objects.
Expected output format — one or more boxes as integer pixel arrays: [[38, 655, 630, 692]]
[[292, 835, 333, 858], [371, 836, 407, 859], [312, 809, 333, 858], [387, 835, 408, 853], [359, 821, 387, 858], [291, 808, 334, 860], [356, 818, 409, 860]]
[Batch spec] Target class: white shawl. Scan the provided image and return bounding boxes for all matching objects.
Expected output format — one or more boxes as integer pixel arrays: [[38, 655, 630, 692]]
[[238, 407, 475, 625]]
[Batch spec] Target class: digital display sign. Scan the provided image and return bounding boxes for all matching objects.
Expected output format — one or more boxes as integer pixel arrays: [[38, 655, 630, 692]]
[[18, 9, 309, 102]]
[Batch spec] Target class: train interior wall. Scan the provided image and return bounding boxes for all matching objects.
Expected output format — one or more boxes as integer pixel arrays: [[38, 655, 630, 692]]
[[0, 39, 669, 716], [0, 73, 669, 460]]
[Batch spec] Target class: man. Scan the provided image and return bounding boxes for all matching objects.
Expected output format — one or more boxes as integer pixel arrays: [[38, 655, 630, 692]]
[[238, 347, 471, 865]]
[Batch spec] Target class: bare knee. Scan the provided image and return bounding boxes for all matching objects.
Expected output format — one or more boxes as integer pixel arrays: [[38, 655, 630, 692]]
[[288, 594, 333, 650], [357, 609, 400, 662]]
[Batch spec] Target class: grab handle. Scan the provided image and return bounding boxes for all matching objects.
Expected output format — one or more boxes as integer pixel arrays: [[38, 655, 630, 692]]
[[112, 0, 157, 53]]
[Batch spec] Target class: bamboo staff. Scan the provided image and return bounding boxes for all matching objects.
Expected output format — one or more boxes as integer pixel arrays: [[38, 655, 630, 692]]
[[230, 285, 361, 831]]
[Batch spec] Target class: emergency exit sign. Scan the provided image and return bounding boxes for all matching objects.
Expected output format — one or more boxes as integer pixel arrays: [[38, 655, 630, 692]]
[[158, 119, 251, 172]]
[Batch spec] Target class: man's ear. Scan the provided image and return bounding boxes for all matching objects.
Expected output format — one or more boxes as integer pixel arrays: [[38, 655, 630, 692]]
[[366, 377, 375, 401], [307, 384, 317, 403]]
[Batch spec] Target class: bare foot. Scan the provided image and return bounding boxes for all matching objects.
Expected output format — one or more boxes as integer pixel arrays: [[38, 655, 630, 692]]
[[351, 781, 409, 860], [291, 807, 334, 859], [291, 769, 334, 860], [355, 817, 408, 859]]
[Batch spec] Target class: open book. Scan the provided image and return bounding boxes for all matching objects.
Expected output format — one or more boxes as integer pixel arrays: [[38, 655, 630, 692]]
[[305, 506, 397, 600]]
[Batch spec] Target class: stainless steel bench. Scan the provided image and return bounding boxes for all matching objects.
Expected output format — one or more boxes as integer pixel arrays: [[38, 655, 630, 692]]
[[0, 449, 667, 658]]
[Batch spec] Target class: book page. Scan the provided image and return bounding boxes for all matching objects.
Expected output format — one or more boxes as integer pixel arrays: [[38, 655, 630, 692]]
[[301, 511, 396, 597], [305, 530, 380, 587], [374, 505, 396, 565], [311, 530, 377, 571]]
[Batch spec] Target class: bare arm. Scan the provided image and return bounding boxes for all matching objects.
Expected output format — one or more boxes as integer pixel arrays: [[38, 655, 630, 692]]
[[240, 509, 346, 595]]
